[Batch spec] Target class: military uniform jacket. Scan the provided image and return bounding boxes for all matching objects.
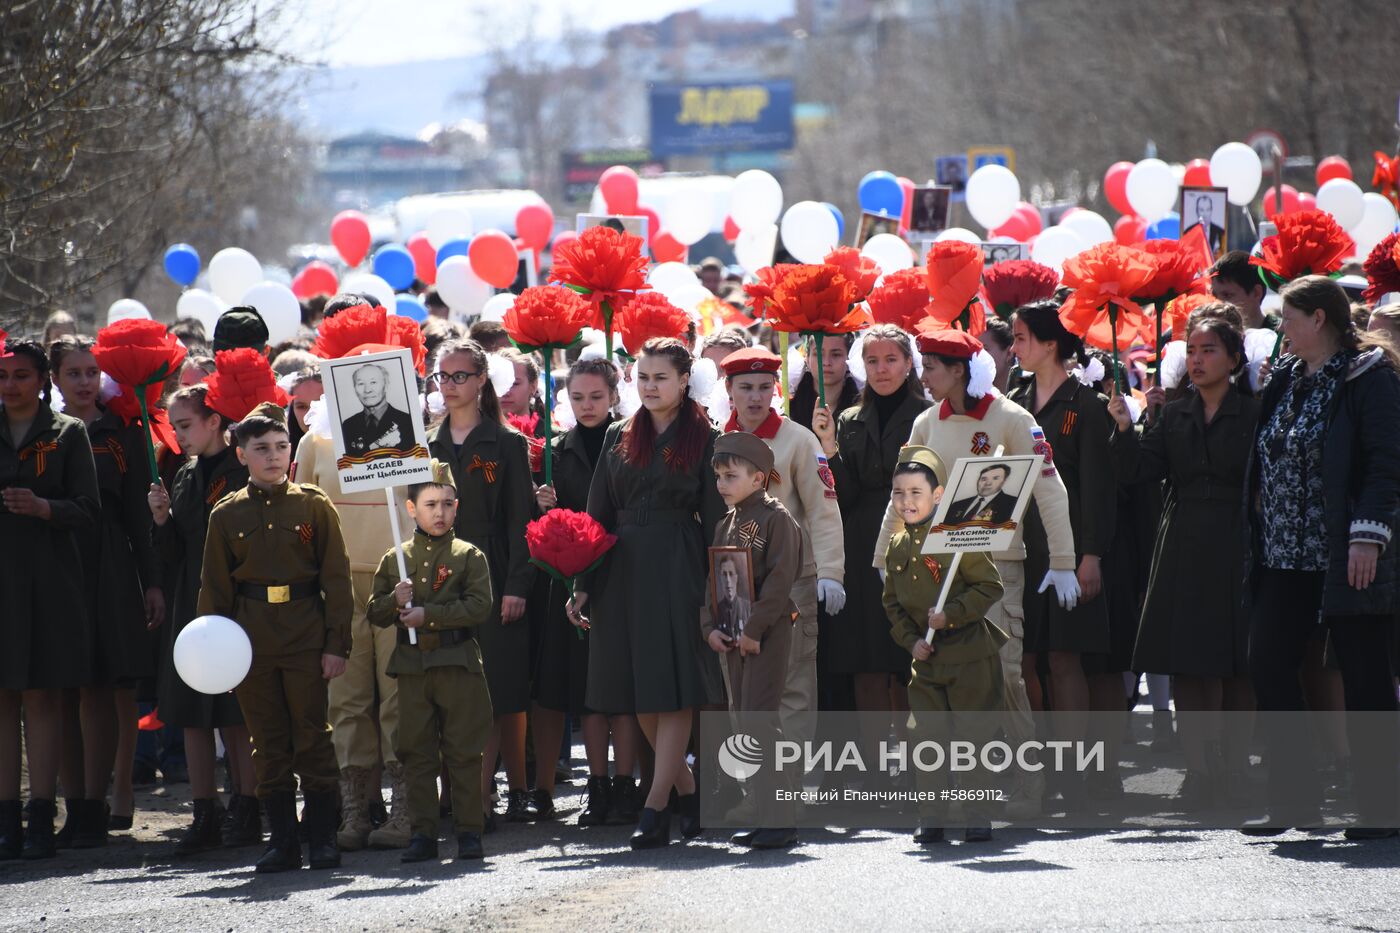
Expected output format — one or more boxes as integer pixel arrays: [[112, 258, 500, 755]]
[[883, 518, 1007, 665], [366, 529, 494, 676], [198, 480, 354, 659], [700, 490, 804, 642]]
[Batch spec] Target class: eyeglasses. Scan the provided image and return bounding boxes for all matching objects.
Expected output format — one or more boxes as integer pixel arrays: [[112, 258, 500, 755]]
[[428, 370, 481, 385]]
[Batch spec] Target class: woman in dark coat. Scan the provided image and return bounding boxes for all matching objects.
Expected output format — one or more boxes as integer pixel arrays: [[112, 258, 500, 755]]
[[427, 338, 536, 827], [1243, 276, 1400, 838], [1109, 308, 1259, 804], [0, 339, 99, 859], [811, 324, 930, 714], [570, 338, 726, 848], [150, 383, 258, 854]]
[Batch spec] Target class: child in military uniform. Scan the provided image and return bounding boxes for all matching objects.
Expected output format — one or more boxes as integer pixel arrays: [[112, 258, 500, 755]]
[[197, 402, 354, 873], [883, 446, 1006, 845], [701, 432, 804, 850], [366, 461, 494, 863]]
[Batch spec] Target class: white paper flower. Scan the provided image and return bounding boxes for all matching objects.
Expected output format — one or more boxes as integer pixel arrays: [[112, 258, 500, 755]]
[[306, 398, 333, 439], [554, 388, 578, 431], [424, 391, 446, 417], [1159, 340, 1187, 390], [487, 352, 515, 399], [786, 342, 807, 393], [688, 357, 719, 403]]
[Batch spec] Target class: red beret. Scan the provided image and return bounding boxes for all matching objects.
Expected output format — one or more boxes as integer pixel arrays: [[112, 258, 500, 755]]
[[915, 326, 983, 359], [720, 346, 782, 377]]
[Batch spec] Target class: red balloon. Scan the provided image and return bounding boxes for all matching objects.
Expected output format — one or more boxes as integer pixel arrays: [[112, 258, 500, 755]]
[[637, 205, 661, 248], [1297, 192, 1317, 211], [651, 230, 687, 264], [1262, 184, 1300, 220], [1014, 201, 1043, 235], [1103, 161, 1135, 216], [291, 260, 338, 300], [468, 230, 519, 289], [599, 165, 640, 214], [989, 214, 1033, 242], [406, 234, 436, 285], [1182, 158, 1212, 187], [723, 215, 740, 242], [1316, 155, 1352, 187], [1114, 214, 1148, 245], [330, 211, 371, 267], [515, 203, 555, 253], [898, 176, 915, 231], [551, 230, 578, 253]]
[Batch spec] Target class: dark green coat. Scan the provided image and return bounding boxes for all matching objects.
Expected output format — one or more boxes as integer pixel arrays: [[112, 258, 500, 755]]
[[0, 406, 99, 690]]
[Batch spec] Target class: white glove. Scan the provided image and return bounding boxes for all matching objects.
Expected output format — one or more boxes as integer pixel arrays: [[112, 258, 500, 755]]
[[1038, 569, 1081, 611], [817, 578, 847, 615]]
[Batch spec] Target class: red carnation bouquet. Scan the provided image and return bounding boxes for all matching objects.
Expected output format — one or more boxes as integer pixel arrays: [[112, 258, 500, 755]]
[[310, 303, 426, 375], [548, 225, 650, 359], [92, 318, 188, 477], [767, 264, 869, 409], [1252, 209, 1352, 291], [507, 412, 545, 474], [982, 259, 1059, 321], [743, 263, 797, 320], [1362, 232, 1400, 304], [1059, 243, 1157, 392], [205, 348, 290, 423], [823, 247, 880, 303], [614, 291, 691, 359], [526, 508, 618, 635], [866, 268, 933, 332], [924, 240, 986, 335]]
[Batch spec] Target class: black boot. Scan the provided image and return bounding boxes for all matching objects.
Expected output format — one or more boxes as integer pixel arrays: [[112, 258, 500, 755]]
[[174, 798, 225, 856], [456, 831, 484, 861], [607, 775, 639, 825], [304, 789, 341, 870], [255, 792, 302, 873], [400, 833, 438, 863], [0, 800, 21, 859], [674, 792, 702, 840], [222, 794, 263, 847], [54, 798, 81, 849], [503, 788, 531, 823], [629, 806, 672, 850], [72, 799, 109, 848], [527, 787, 556, 821], [21, 799, 57, 860], [577, 776, 610, 826]]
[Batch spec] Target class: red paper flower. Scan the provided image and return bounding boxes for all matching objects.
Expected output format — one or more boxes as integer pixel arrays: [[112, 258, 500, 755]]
[[387, 315, 427, 376], [867, 268, 933, 331], [205, 348, 290, 423], [508, 413, 545, 472], [503, 286, 595, 353], [1162, 293, 1213, 341], [1252, 209, 1352, 288], [767, 264, 869, 335], [982, 260, 1059, 321], [1135, 235, 1210, 304], [614, 291, 691, 357], [1362, 232, 1400, 304], [743, 263, 797, 319], [548, 225, 650, 304], [526, 508, 618, 582], [823, 247, 881, 303], [311, 303, 427, 375], [92, 319, 188, 391], [924, 240, 986, 335], [1374, 151, 1400, 211], [1059, 244, 1157, 352], [0, 326, 7, 358]]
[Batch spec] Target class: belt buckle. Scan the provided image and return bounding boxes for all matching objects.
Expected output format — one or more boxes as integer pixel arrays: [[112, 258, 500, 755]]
[[267, 585, 291, 604]]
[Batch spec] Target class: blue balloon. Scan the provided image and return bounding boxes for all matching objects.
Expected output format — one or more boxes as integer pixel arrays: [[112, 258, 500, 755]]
[[823, 202, 845, 240], [395, 294, 428, 323], [1146, 212, 1181, 241], [163, 243, 200, 287], [373, 244, 416, 291], [436, 238, 471, 266], [857, 170, 904, 217]]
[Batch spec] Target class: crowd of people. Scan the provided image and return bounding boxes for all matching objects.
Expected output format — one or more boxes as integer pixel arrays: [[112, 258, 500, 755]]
[[2, 235, 1400, 872]]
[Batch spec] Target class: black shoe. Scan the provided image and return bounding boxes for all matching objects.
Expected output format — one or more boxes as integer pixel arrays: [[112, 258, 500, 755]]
[[400, 833, 439, 863], [963, 825, 993, 843], [255, 792, 301, 873], [456, 832, 484, 861], [108, 812, 134, 832], [629, 807, 672, 849], [730, 828, 758, 846], [304, 790, 341, 870], [748, 827, 797, 849], [482, 808, 498, 834], [54, 798, 80, 849], [1085, 767, 1125, 802], [1344, 826, 1399, 840], [221, 794, 262, 847], [578, 776, 610, 826], [503, 789, 531, 823], [1176, 770, 1215, 809], [72, 799, 109, 848], [131, 760, 158, 788], [21, 799, 57, 860], [0, 800, 23, 859], [160, 762, 189, 785], [607, 775, 639, 825], [527, 788, 556, 821], [174, 798, 226, 856], [913, 825, 945, 845], [674, 792, 702, 840]]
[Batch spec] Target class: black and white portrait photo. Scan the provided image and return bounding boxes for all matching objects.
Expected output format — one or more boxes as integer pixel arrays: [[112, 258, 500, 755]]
[[1180, 186, 1229, 259], [925, 453, 1042, 555], [980, 242, 1027, 266], [909, 186, 951, 236], [708, 546, 755, 640], [319, 346, 432, 491]]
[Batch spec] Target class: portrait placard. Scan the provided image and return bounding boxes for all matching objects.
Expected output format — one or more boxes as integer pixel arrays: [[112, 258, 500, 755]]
[[1179, 186, 1229, 260], [318, 347, 432, 492], [708, 546, 756, 640], [980, 241, 1027, 266], [908, 186, 951, 237], [922, 454, 1041, 554]]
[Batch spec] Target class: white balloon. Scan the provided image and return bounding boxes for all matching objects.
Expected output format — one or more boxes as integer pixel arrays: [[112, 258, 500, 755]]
[[665, 186, 712, 246], [174, 615, 252, 695], [735, 223, 778, 273], [729, 170, 784, 231], [479, 292, 516, 323], [965, 164, 1021, 230], [425, 207, 473, 250], [671, 283, 716, 317], [1125, 159, 1179, 223], [780, 201, 840, 263], [436, 255, 492, 317], [861, 233, 914, 275], [1350, 193, 1399, 258], [1316, 178, 1365, 232], [1209, 142, 1263, 207], [934, 227, 981, 244], [1060, 209, 1114, 246], [1030, 226, 1084, 271], [648, 262, 700, 301], [340, 272, 396, 312], [207, 248, 263, 305], [106, 298, 151, 324], [176, 288, 224, 335], [240, 281, 301, 345]]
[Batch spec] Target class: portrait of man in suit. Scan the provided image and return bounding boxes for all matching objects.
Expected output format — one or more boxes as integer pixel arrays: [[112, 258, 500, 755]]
[[339, 362, 417, 458], [1181, 188, 1228, 259], [947, 462, 1018, 525]]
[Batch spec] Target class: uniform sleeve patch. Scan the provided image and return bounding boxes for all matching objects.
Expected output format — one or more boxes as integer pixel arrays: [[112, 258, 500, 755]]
[[1031, 426, 1057, 477], [817, 455, 837, 499]]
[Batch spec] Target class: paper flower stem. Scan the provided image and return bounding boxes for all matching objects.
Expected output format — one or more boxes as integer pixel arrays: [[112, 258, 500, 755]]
[[1108, 306, 1124, 397], [602, 300, 614, 361], [779, 332, 791, 416], [136, 391, 159, 480], [812, 332, 827, 410], [541, 349, 554, 487]]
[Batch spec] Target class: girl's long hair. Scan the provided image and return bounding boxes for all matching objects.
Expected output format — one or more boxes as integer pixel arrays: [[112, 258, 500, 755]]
[[620, 338, 710, 471]]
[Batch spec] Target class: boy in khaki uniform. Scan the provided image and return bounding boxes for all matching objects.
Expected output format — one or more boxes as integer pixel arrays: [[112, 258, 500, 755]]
[[883, 445, 1006, 845], [198, 402, 354, 873], [366, 461, 494, 863]]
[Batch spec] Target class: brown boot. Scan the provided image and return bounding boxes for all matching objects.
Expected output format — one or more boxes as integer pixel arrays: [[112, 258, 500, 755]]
[[367, 761, 410, 849], [336, 767, 372, 851]]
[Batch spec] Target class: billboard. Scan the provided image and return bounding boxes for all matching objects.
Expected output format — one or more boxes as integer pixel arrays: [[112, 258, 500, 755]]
[[562, 149, 664, 203], [649, 80, 795, 156]]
